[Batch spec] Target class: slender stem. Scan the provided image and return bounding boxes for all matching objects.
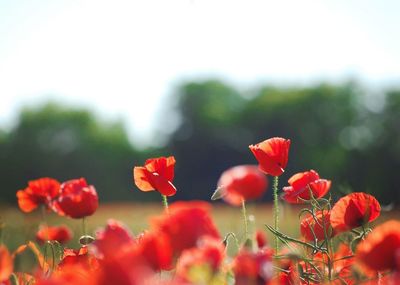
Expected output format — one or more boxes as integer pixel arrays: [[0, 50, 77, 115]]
[[162, 195, 170, 214], [241, 199, 249, 240], [266, 225, 327, 252], [41, 205, 50, 241], [82, 216, 87, 236], [272, 176, 280, 254]]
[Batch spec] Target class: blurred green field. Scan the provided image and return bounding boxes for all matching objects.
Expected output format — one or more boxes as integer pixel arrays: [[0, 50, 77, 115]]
[[1, 203, 399, 272], [0, 203, 295, 248]]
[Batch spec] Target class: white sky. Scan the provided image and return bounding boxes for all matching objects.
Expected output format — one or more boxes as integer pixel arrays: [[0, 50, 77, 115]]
[[0, 0, 399, 146]]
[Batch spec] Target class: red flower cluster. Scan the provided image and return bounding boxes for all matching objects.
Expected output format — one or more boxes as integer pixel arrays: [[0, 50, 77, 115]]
[[6, 136, 398, 285], [17, 177, 98, 219]]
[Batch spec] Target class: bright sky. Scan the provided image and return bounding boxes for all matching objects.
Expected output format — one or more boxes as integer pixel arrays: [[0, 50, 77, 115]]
[[1, 0, 399, 146]]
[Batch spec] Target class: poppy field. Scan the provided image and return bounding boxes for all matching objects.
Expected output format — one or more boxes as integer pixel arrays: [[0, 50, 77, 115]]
[[1, 137, 400, 284]]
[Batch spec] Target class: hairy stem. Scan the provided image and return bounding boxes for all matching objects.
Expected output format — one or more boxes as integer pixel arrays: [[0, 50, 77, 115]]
[[82, 216, 87, 236], [272, 176, 280, 253], [241, 199, 249, 240], [41, 205, 50, 241], [162, 195, 170, 215]]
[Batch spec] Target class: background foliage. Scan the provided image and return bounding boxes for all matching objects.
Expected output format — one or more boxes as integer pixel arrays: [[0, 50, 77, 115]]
[[1, 80, 399, 205]]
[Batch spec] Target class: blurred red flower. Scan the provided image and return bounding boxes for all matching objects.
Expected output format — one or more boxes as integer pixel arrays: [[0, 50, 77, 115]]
[[330, 192, 381, 234], [332, 244, 356, 284], [249, 137, 290, 176], [0, 245, 13, 283], [136, 231, 172, 271], [356, 220, 400, 272], [282, 170, 331, 204], [232, 248, 274, 285], [176, 237, 225, 281], [35, 264, 96, 285], [36, 225, 72, 244], [91, 219, 136, 259], [95, 246, 154, 285], [133, 156, 177, 196], [52, 178, 98, 219], [151, 201, 220, 256], [16, 177, 60, 213], [58, 246, 98, 270], [217, 165, 268, 206], [300, 210, 334, 242]]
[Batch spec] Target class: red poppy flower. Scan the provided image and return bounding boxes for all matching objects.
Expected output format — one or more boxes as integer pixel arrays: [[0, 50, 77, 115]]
[[330, 192, 381, 234], [95, 246, 154, 285], [91, 219, 135, 259], [249, 137, 290, 176], [151, 201, 220, 256], [136, 231, 172, 271], [35, 264, 96, 285], [52, 178, 98, 219], [282, 170, 331, 204], [300, 210, 334, 242], [133, 156, 177, 196], [58, 246, 99, 270], [176, 237, 225, 281], [0, 245, 13, 282], [232, 248, 274, 285], [217, 165, 268, 206], [356, 220, 400, 272], [16, 177, 60, 213], [332, 244, 356, 283], [36, 225, 73, 244]]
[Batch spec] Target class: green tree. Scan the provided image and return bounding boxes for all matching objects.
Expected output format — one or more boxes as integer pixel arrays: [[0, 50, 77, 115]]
[[165, 80, 400, 205], [0, 102, 158, 204]]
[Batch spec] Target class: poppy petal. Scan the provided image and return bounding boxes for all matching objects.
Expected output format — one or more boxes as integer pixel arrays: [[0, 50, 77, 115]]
[[309, 179, 331, 199], [356, 220, 400, 272], [146, 172, 177, 196], [144, 156, 176, 182], [0, 245, 13, 282], [133, 167, 155, 192], [16, 190, 39, 212]]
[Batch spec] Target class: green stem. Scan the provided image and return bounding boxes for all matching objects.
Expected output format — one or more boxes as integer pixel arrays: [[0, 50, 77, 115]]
[[82, 216, 87, 237], [266, 225, 327, 252], [162, 195, 169, 214], [272, 176, 279, 254], [241, 199, 249, 240], [41, 205, 50, 241]]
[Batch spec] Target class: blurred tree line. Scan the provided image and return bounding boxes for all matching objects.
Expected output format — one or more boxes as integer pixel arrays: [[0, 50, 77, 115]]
[[1, 80, 399, 205]]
